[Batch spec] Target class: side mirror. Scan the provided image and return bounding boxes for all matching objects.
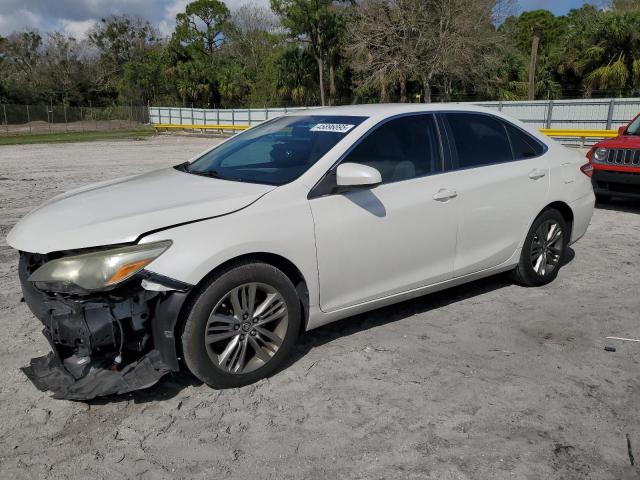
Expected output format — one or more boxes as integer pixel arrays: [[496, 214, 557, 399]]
[[336, 163, 382, 188], [618, 126, 626, 136]]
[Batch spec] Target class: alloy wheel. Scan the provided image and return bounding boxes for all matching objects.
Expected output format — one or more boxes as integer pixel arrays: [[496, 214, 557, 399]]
[[204, 282, 288, 374], [530, 219, 563, 276]]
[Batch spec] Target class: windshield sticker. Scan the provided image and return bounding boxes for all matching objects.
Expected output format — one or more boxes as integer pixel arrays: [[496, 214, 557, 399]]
[[310, 123, 356, 133]]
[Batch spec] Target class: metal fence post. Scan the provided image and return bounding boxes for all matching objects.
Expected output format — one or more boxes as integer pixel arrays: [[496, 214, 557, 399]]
[[2, 104, 8, 134], [606, 98, 615, 130], [498, 100, 503, 112], [545, 100, 554, 129], [169, 108, 173, 125], [80, 106, 85, 132], [232, 109, 235, 126], [248, 108, 251, 127], [63, 104, 68, 132], [265, 107, 268, 121], [216, 109, 220, 125]]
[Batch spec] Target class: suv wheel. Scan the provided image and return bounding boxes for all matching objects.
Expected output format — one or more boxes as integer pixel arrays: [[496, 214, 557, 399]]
[[181, 261, 301, 388], [511, 209, 568, 287]]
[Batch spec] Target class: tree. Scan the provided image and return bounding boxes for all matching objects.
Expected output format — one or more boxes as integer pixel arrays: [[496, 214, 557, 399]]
[[271, 0, 346, 106], [174, 0, 230, 62], [346, 0, 417, 102], [224, 5, 286, 106], [612, 0, 640, 11], [169, 0, 231, 106], [276, 46, 318, 105], [88, 15, 161, 102], [348, 0, 502, 103], [560, 7, 640, 96]]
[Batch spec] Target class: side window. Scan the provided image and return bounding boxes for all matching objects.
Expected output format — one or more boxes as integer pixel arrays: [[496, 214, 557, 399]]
[[505, 123, 545, 159], [445, 113, 513, 169], [343, 114, 441, 183]]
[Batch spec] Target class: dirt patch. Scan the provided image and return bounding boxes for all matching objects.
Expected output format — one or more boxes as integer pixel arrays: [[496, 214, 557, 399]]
[[1, 137, 640, 479]]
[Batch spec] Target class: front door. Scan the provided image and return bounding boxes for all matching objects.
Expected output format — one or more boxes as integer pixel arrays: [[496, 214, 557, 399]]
[[309, 114, 459, 312]]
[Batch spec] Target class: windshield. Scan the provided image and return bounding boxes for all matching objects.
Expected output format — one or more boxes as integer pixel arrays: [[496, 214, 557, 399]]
[[184, 115, 367, 185], [626, 115, 640, 136]]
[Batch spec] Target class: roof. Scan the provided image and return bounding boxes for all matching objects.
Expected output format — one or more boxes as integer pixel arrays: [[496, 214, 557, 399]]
[[289, 103, 499, 119]]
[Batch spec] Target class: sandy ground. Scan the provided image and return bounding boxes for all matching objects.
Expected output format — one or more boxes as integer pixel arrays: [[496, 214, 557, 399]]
[[0, 136, 639, 479]]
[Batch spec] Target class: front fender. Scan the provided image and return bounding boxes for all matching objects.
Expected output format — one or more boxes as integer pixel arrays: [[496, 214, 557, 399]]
[[138, 193, 319, 310]]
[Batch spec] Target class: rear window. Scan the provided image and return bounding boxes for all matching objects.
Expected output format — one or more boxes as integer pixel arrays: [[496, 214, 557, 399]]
[[185, 115, 367, 185], [505, 124, 545, 160]]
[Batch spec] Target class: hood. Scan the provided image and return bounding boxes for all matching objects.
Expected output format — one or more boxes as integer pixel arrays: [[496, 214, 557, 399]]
[[595, 134, 640, 149], [6, 168, 275, 254]]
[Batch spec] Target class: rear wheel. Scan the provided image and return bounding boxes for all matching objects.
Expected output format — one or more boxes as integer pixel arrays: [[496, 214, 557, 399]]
[[181, 262, 301, 388], [511, 209, 568, 287]]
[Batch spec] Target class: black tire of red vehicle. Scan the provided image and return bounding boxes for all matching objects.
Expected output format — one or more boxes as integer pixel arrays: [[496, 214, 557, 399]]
[[510, 209, 569, 287], [181, 261, 301, 388]]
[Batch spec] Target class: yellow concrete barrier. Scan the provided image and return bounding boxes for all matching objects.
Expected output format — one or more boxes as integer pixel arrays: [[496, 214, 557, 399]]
[[153, 123, 619, 141], [539, 128, 618, 139], [153, 124, 250, 132]]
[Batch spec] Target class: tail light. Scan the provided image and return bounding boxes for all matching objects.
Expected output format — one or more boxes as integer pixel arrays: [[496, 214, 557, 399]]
[[580, 162, 594, 177]]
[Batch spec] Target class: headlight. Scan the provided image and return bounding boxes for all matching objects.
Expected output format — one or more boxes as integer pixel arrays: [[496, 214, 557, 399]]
[[593, 147, 608, 163], [29, 241, 172, 292]]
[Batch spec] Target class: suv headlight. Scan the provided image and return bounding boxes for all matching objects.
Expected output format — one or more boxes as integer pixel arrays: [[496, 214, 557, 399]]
[[29, 240, 172, 292], [593, 147, 608, 163]]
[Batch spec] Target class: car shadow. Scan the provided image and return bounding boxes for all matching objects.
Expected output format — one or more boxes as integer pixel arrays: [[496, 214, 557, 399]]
[[281, 251, 573, 372], [595, 197, 640, 214], [91, 249, 576, 404]]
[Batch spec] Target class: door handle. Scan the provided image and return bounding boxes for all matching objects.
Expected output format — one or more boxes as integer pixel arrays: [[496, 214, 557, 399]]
[[528, 169, 546, 180], [433, 188, 458, 201]]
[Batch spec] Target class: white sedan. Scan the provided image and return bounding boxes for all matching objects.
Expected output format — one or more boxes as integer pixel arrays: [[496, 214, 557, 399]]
[[7, 104, 595, 399]]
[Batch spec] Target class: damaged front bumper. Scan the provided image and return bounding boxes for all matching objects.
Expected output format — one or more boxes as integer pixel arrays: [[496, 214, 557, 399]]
[[18, 252, 192, 400]]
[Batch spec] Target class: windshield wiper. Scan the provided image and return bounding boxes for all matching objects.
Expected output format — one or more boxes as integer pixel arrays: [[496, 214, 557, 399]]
[[189, 169, 226, 180]]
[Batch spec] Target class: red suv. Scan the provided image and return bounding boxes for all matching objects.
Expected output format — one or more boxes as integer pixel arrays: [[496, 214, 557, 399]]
[[589, 114, 640, 201]]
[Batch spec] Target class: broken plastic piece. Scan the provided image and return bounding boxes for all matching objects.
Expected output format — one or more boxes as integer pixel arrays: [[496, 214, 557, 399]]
[[21, 349, 169, 400]]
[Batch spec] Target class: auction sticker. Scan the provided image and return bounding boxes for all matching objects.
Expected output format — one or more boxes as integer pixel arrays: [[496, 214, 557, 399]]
[[310, 123, 355, 133]]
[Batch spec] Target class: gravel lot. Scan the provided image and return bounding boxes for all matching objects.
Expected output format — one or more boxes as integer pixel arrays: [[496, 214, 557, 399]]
[[1, 136, 639, 479]]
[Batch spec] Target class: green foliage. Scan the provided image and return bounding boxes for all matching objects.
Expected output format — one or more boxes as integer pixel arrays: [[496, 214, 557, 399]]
[[2, 0, 640, 107]]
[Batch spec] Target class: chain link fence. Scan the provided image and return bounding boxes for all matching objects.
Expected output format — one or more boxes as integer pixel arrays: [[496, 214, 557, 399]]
[[0, 104, 150, 136]]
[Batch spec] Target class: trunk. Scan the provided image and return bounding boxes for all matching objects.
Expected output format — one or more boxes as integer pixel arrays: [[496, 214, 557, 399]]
[[528, 30, 541, 101], [329, 62, 336, 106], [380, 81, 389, 103], [316, 55, 326, 107], [443, 77, 452, 102], [424, 83, 432, 103], [399, 76, 407, 103], [421, 74, 432, 103]]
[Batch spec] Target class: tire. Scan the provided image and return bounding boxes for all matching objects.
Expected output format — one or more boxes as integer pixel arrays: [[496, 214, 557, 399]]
[[181, 261, 301, 388], [511, 209, 569, 287]]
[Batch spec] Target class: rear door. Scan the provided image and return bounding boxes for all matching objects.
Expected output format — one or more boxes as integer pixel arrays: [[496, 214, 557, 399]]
[[439, 112, 551, 277]]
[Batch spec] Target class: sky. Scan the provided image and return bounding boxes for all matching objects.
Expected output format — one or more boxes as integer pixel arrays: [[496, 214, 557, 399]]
[[0, 0, 601, 38]]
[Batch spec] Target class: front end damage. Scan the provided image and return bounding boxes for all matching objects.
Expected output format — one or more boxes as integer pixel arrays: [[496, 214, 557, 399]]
[[19, 252, 191, 400]]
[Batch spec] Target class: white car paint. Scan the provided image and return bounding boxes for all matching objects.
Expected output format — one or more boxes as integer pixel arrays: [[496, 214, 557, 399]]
[[6, 103, 595, 331], [7, 168, 274, 253]]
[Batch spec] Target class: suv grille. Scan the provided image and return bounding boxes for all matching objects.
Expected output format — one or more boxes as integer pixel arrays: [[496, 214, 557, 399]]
[[604, 149, 640, 166]]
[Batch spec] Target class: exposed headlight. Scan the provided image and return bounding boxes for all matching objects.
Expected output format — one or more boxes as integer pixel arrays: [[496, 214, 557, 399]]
[[29, 241, 172, 292], [593, 147, 608, 163]]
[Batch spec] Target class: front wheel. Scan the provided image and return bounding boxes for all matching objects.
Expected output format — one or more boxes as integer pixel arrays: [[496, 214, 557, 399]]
[[511, 209, 568, 287], [181, 262, 301, 388]]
